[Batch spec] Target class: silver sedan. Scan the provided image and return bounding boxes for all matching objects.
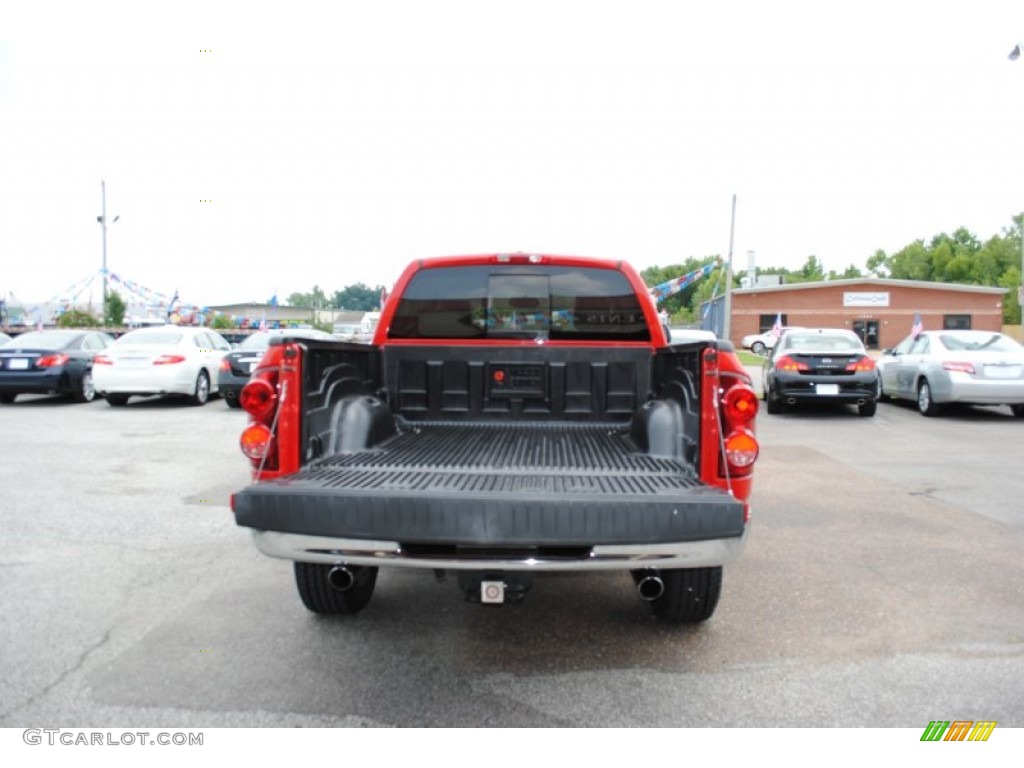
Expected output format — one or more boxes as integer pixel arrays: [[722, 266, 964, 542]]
[[876, 330, 1024, 416]]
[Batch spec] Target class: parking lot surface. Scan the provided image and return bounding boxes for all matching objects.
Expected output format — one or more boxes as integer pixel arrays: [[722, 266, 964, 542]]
[[1, 392, 1022, 727]]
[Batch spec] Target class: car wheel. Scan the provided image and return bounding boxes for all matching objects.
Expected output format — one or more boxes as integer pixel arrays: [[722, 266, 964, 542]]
[[0, 393, 16, 404], [917, 379, 941, 417], [224, 393, 242, 409], [106, 394, 129, 407], [73, 370, 96, 403], [294, 562, 378, 615], [765, 384, 784, 414], [875, 377, 887, 402], [647, 567, 722, 623], [858, 399, 877, 417], [750, 341, 765, 354], [190, 371, 210, 406], [1011, 404, 1024, 418]]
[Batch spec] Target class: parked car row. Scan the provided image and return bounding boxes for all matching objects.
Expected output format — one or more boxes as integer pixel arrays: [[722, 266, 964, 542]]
[[761, 327, 1024, 418], [0, 327, 335, 408]]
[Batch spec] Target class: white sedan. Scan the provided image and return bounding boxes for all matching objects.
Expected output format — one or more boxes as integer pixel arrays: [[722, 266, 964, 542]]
[[93, 326, 231, 406]]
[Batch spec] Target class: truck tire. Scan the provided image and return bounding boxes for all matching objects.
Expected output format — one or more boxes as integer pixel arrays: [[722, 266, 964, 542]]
[[294, 562, 378, 615], [649, 566, 722, 623]]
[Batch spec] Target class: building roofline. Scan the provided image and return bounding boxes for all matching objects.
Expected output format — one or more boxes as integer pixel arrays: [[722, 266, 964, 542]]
[[733, 277, 1006, 295]]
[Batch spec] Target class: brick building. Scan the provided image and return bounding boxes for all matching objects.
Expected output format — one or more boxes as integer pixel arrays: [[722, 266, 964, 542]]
[[729, 278, 1007, 350]]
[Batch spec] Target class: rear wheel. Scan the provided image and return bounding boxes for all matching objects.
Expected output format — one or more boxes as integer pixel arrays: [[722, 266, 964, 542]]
[[190, 370, 210, 406], [750, 341, 765, 354], [917, 379, 941, 417], [765, 384, 784, 414], [73, 370, 96, 403], [858, 399, 877, 417], [0, 393, 16, 404], [106, 394, 129, 407], [294, 562, 378, 615], [649, 566, 722, 623], [1011, 404, 1024, 418]]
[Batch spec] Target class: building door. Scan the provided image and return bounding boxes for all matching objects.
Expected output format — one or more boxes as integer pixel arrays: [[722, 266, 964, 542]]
[[853, 320, 879, 349]]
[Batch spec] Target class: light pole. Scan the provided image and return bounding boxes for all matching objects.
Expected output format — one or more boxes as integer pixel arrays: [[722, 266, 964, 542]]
[[96, 180, 119, 305], [722, 194, 737, 342], [1011, 46, 1024, 322]]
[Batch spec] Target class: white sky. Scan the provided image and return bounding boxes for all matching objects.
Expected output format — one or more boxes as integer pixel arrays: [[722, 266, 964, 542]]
[[2, 1, 1024, 309]]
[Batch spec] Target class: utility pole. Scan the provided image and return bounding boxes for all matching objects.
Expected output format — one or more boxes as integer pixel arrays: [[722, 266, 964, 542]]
[[96, 180, 119, 306], [722, 194, 736, 342]]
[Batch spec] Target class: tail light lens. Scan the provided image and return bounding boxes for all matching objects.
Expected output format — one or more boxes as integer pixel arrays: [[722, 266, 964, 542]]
[[774, 355, 808, 372], [845, 356, 876, 372], [724, 429, 759, 469], [35, 354, 70, 368], [239, 378, 278, 421], [723, 384, 758, 425], [153, 354, 186, 365], [219, 358, 231, 372], [240, 423, 274, 460], [942, 361, 976, 374], [93, 354, 113, 365]]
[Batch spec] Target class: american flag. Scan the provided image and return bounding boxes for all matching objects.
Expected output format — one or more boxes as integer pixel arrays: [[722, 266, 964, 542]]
[[911, 312, 923, 338], [770, 312, 783, 338]]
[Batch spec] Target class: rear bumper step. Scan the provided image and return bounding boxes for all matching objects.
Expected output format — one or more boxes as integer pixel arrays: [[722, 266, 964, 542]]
[[251, 530, 748, 571]]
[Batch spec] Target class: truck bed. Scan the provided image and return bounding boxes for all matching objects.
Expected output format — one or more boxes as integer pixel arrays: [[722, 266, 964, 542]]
[[232, 421, 745, 548]]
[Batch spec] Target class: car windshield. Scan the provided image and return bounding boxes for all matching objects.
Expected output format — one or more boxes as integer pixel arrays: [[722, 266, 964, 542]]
[[0, 331, 80, 350], [116, 331, 183, 346], [938, 332, 1020, 352], [785, 334, 862, 352]]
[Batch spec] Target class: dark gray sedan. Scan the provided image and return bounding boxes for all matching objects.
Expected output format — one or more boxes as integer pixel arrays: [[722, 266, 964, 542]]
[[876, 330, 1024, 417], [0, 329, 115, 403]]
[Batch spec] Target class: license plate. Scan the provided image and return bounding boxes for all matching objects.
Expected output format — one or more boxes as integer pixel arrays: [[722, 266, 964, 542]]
[[815, 383, 839, 395], [8, 358, 30, 370], [984, 365, 1022, 379]]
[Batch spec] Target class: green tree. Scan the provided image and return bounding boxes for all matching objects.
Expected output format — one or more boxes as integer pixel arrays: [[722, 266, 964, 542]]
[[286, 285, 328, 309], [333, 283, 382, 311], [58, 308, 99, 328], [641, 258, 720, 320], [210, 313, 234, 330], [103, 290, 126, 326]]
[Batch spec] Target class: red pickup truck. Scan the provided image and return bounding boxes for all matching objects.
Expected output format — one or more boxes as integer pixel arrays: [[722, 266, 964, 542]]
[[231, 254, 758, 623]]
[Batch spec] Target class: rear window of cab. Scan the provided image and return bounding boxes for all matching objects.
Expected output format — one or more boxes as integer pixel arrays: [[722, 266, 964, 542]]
[[388, 265, 650, 341]]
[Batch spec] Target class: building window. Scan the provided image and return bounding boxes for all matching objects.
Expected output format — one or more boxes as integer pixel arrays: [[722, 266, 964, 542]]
[[758, 313, 787, 333], [943, 315, 971, 330]]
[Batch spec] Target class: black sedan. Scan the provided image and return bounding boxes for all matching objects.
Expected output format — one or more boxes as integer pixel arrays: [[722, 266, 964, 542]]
[[218, 329, 334, 408], [762, 328, 878, 417], [0, 329, 115, 404]]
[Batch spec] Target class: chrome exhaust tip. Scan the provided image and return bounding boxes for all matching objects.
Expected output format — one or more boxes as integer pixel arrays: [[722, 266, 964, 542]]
[[327, 565, 355, 592], [634, 572, 665, 601]]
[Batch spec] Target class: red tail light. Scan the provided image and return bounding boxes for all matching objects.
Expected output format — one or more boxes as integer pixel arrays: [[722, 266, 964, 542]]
[[35, 354, 70, 368], [93, 354, 113, 365], [775, 355, 808, 372], [153, 354, 186, 365], [845, 356, 876, 372], [723, 384, 758, 425], [942, 361, 976, 374], [219, 358, 231, 372], [240, 378, 278, 421]]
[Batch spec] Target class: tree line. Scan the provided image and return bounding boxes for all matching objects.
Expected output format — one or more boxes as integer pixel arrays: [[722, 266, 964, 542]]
[[644, 214, 1023, 325], [286, 283, 385, 312]]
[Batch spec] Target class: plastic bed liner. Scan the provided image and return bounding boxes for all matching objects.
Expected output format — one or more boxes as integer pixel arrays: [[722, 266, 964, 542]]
[[233, 422, 745, 546]]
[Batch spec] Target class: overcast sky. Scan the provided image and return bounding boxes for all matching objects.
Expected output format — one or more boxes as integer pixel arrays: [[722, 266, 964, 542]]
[[2, 1, 1024, 310]]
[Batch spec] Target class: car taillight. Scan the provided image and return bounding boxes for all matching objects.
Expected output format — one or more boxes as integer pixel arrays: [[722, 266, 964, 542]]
[[845, 356, 876, 372], [239, 378, 278, 421], [240, 423, 274, 460], [774, 355, 808, 372], [724, 429, 759, 469], [93, 354, 113, 365], [35, 354, 70, 368], [723, 384, 758, 425], [219, 358, 231, 372], [942, 361, 976, 374], [153, 354, 186, 365]]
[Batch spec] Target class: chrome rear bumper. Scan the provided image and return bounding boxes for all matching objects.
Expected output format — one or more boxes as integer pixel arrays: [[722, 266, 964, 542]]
[[251, 530, 747, 572]]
